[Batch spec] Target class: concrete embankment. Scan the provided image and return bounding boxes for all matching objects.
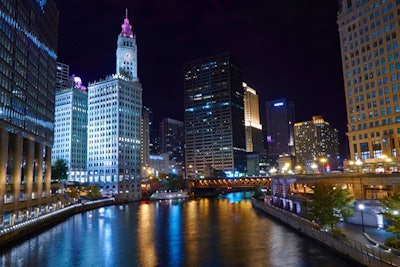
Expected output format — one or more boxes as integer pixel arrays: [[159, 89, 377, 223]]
[[0, 199, 115, 248], [251, 197, 394, 267]]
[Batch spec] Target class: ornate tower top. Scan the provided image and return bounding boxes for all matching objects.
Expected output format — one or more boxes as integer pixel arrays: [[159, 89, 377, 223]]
[[120, 8, 134, 38]]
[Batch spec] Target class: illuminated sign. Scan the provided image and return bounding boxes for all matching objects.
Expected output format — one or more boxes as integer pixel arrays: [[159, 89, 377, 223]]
[[274, 102, 284, 107]]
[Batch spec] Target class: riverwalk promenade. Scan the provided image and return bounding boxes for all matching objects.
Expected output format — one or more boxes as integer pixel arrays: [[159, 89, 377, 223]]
[[0, 198, 115, 247], [251, 197, 400, 267]]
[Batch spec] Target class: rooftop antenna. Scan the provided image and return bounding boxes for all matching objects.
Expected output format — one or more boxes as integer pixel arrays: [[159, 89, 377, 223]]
[[125, 8, 128, 19]]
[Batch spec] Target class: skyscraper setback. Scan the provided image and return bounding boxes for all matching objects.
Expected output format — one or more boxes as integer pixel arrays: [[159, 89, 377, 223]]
[[338, 0, 400, 169], [184, 52, 246, 178]]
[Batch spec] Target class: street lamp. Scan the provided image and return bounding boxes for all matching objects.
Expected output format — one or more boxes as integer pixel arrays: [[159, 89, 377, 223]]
[[311, 163, 317, 174], [320, 158, 327, 173], [359, 204, 365, 233], [355, 159, 362, 173]]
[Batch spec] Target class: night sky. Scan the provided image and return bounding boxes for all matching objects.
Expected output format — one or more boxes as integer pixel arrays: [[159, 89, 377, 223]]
[[54, 1, 347, 157]]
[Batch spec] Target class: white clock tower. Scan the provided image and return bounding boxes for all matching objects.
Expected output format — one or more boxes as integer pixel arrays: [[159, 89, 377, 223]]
[[116, 9, 138, 81]]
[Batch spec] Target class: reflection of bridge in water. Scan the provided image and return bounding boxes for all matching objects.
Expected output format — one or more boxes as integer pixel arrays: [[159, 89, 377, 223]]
[[189, 177, 271, 190]]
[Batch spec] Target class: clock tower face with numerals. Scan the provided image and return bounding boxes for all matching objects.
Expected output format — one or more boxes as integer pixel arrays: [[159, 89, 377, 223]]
[[116, 10, 138, 81]]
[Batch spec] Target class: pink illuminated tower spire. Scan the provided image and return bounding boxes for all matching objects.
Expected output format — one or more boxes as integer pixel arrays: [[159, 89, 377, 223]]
[[121, 8, 134, 38]]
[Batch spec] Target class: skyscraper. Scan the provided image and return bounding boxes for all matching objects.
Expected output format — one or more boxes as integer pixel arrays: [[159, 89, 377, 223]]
[[160, 118, 185, 167], [53, 77, 88, 183], [243, 82, 264, 153], [338, 0, 400, 169], [87, 10, 142, 200], [0, 1, 58, 221], [141, 106, 151, 169], [184, 52, 246, 178], [265, 98, 295, 162], [294, 116, 339, 172], [243, 82, 264, 176]]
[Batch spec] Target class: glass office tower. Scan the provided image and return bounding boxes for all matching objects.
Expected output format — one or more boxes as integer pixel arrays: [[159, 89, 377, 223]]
[[184, 52, 246, 178], [0, 1, 59, 222]]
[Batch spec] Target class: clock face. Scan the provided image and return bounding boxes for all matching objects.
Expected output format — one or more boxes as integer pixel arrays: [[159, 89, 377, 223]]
[[125, 52, 132, 60]]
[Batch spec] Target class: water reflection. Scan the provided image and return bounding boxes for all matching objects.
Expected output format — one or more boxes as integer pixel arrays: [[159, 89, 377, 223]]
[[0, 193, 355, 267]]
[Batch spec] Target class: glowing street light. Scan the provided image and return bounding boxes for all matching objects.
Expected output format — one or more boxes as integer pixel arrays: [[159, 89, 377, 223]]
[[270, 167, 277, 176], [311, 163, 317, 174], [355, 159, 363, 173], [358, 204, 365, 233], [320, 158, 327, 173]]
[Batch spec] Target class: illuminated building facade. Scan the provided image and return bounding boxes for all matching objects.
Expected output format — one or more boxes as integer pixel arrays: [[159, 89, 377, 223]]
[[184, 52, 246, 178], [243, 83, 264, 176], [0, 1, 58, 222], [243, 83, 264, 153], [87, 10, 142, 200], [294, 116, 340, 171], [160, 118, 185, 167], [265, 98, 295, 162], [338, 0, 400, 169], [53, 77, 88, 183]]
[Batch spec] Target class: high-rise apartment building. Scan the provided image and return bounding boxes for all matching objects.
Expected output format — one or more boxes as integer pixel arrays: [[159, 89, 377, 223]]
[[243, 83, 264, 153], [338, 0, 400, 168], [294, 116, 340, 172], [87, 10, 142, 200], [53, 77, 88, 183], [184, 52, 246, 178], [265, 98, 295, 161], [160, 118, 185, 166], [0, 1, 58, 222]]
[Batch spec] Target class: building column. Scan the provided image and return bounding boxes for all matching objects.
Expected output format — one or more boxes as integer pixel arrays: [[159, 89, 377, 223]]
[[35, 143, 43, 208], [0, 128, 9, 223], [44, 146, 51, 204], [11, 134, 23, 217], [24, 139, 34, 214]]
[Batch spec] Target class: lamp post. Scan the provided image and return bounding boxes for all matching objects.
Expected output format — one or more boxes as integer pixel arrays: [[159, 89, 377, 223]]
[[359, 204, 365, 233], [311, 163, 317, 174], [355, 159, 363, 173], [320, 158, 327, 173]]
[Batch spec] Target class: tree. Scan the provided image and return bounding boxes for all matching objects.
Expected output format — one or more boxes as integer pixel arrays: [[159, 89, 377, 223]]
[[86, 185, 102, 199], [381, 192, 400, 247], [304, 182, 354, 230], [253, 184, 265, 199], [51, 159, 68, 181]]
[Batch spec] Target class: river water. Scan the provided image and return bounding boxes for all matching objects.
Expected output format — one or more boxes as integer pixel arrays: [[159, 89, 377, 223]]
[[0, 192, 357, 267]]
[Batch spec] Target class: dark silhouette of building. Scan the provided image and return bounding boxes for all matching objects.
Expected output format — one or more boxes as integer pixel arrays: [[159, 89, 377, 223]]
[[265, 98, 295, 166], [184, 52, 246, 178]]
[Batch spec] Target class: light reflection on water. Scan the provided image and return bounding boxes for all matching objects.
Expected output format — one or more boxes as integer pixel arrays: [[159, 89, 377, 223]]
[[0, 193, 356, 267]]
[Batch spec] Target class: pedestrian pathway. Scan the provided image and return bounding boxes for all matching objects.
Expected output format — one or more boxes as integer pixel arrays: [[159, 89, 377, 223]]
[[337, 222, 400, 266]]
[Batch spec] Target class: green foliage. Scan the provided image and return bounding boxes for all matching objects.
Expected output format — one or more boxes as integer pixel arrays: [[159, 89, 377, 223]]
[[330, 227, 348, 241], [86, 185, 102, 199], [67, 187, 80, 199], [381, 192, 400, 239], [304, 182, 354, 230], [253, 184, 265, 199], [51, 159, 68, 181], [167, 174, 184, 191], [385, 236, 400, 248]]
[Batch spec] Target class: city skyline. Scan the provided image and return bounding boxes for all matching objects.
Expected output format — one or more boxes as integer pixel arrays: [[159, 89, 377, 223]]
[[54, 1, 346, 155]]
